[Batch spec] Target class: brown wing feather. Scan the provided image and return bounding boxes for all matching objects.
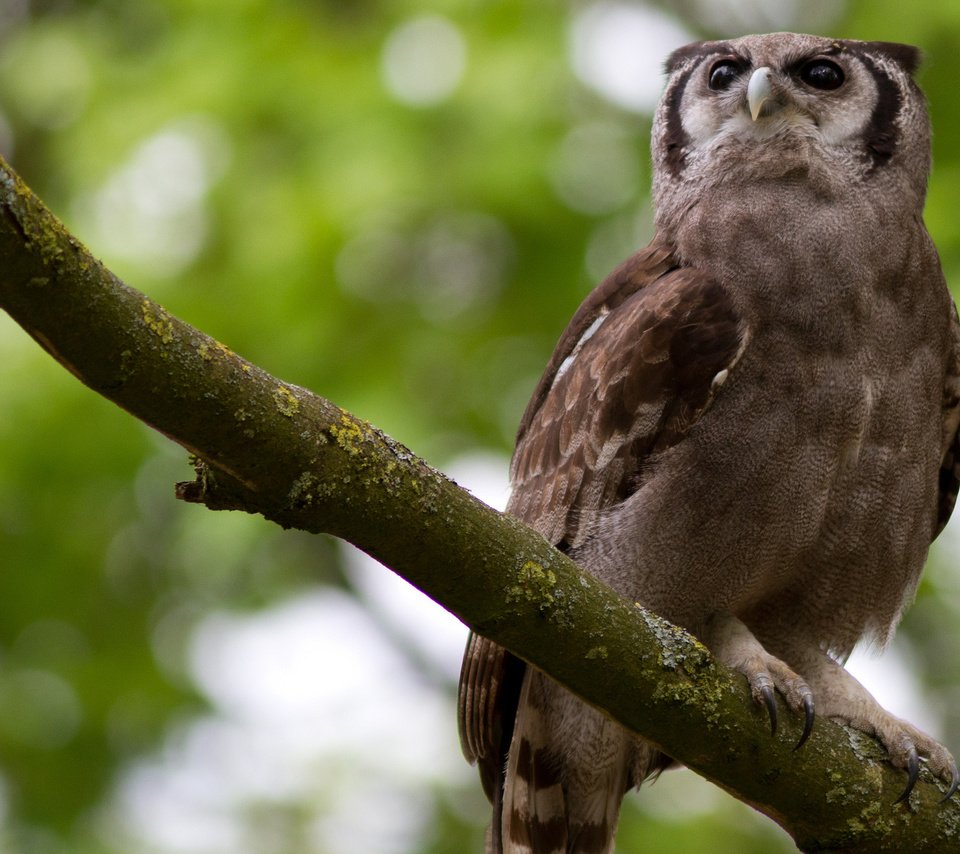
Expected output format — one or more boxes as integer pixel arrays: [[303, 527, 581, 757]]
[[513, 240, 678, 449], [935, 307, 960, 538], [457, 233, 746, 815], [509, 245, 746, 547], [457, 634, 524, 804]]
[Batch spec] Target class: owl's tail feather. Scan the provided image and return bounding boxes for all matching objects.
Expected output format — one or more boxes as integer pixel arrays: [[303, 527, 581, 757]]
[[496, 668, 667, 854], [499, 670, 571, 853]]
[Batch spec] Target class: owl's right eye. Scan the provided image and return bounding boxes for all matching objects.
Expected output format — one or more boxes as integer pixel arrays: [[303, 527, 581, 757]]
[[708, 60, 741, 91]]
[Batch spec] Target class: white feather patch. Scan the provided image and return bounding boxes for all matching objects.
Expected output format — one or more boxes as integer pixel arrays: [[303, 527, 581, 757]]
[[553, 310, 609, 385]]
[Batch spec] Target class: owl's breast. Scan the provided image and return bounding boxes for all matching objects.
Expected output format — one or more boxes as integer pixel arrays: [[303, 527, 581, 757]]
[[700, 312, 944, 645]]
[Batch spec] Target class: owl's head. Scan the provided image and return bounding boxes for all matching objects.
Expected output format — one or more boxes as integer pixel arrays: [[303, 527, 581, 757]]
[[652, 33, 930, 215]]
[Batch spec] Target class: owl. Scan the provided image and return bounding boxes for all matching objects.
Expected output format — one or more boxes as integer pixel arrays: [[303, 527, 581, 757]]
[[458, 32, 960, 854]]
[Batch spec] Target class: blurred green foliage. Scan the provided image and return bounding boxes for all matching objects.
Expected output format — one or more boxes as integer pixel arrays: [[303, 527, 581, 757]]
[[2, 1, 960, 852]]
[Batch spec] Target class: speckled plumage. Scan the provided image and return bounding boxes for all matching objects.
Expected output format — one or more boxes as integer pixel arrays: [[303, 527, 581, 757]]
[[459, 33, 960, 853]]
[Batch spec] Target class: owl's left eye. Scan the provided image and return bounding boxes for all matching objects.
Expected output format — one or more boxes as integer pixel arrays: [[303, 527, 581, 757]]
[[708, 60, 741, 91], [799, 59, 845, 91]]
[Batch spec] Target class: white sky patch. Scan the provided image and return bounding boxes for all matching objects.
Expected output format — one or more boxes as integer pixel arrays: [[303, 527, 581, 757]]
[[381, 15, 467, 107], [846, 641, 941, 738], [446, 450, 511, 513], [570, 1, 695, 114]]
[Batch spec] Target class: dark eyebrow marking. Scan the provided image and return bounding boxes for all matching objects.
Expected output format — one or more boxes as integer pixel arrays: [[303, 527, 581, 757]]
[[661, 42, 742, 178], [856, 52, 904, 168], [662, 63, 697, 178]]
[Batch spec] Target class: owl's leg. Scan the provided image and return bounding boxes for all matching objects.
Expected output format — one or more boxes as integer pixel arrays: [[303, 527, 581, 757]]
[[787, 649, 960, 803], [702, 611, 815, 747]]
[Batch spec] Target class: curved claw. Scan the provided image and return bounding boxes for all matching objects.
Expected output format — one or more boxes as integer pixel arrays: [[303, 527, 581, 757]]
[[940, 758, 960, 804], [894, 745, 921, 805], [760, 684, 777, 736], [794, 694, 814, 751]]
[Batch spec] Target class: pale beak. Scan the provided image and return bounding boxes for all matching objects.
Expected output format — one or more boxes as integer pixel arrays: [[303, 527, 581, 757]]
[[747, 67, 774, 121]]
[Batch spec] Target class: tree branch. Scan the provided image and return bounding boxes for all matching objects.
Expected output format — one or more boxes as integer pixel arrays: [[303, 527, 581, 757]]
[[0, 155, 956, 852]]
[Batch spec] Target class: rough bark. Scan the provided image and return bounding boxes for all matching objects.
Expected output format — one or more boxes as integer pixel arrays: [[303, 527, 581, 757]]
[[1, 155, 957, 851]]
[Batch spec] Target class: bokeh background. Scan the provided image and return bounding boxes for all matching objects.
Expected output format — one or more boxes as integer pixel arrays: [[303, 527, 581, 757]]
[[2, 1, 960, 852]]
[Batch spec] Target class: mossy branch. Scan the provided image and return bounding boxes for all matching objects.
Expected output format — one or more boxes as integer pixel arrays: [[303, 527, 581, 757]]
[[0, 155, 956, 852]]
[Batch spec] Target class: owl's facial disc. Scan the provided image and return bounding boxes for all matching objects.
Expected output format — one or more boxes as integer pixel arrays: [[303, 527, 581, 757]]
[[657, 34, 930, 194], [686, 51, 853, 149]]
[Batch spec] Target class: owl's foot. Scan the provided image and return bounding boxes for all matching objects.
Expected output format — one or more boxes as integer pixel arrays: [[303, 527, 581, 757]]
[[825, 696, 959, 804], [793, 649, 959, 804], [703, 612, 814, 749]]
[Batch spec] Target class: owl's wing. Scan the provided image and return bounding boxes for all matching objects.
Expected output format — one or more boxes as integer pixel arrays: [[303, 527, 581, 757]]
[[457, 632, 524, 800], [508, 238, 746, 548], [935, 306, 960, 538], [457, 234, 746, 796]]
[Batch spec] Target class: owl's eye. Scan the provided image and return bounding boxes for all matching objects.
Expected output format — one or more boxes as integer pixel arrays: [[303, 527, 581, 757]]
[[708, 60, 741, 91], [799, 59, 845, 91]]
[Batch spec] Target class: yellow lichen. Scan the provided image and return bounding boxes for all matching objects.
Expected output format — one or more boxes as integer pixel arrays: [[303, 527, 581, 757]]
[[274, 385, 300, 417], [141, 299, 174, 344], [506, 560, 558, 607], [328, 412, 371, 455], [636, 603, 711, 673]]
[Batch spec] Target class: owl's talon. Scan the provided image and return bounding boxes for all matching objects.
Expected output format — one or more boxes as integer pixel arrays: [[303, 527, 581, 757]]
[[940, 759, 959, 803], [894, 745, 921, 804], [795, 694, 814, 750], [760, 684, 778, 736]]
